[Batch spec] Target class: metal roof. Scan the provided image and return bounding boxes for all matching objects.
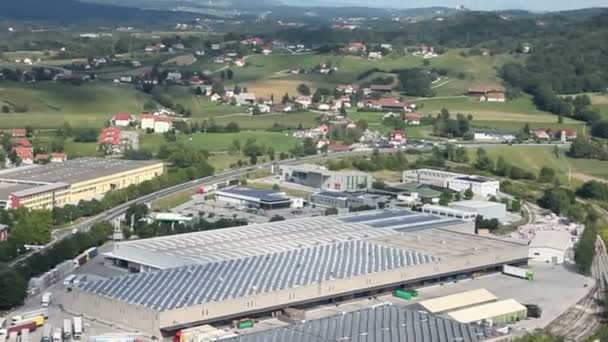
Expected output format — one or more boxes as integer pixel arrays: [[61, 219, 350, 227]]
[[224, 305, 500, 342], [216, 187, 290, 203], [81, 240, 439, 311], [419, 289, 498, 314]]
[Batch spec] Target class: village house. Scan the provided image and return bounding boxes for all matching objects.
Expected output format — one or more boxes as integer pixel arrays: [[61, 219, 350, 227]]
[[380, 43, 393, 51], [560, 129, 578, 141], [368, 51, 383, 60], [390, 130, 407, 146], [467, 85, 505, 97], [140, 114, 174, 133], [296, 96, 312, 108], [481, 92, 506, 103], [210, 93, 222, 102], [111, 113, 135, 127], [534, 130, 551, 140], [50, 152, 68, 163], [235, 93, 257, 106], [12, 138, 32, 148], [360, 98, 414, 112], [370, 84, 393, 93], [211, 44, 221, 50], [235, 59, 246, 67], [262, 46, 273, 55], [316, 124, 330, 135], [404, 113, 421, 126], [316, 136, 330, 149], [336, 84, 359, 95], [11, 128, 26, 137], [473, 131, 517, 142], [246, 37, 264, 46], [12, 146, 34, 164], [189, 76, 203, 86], [165, 72, 182, 83], [317, 103, 331, 111], [347, 42, 367, 53], [328, 143, 350, 153]]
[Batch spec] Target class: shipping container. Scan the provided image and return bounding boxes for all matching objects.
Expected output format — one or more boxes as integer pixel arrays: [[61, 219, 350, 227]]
[[236, 321, 253, 329], [503, 265, 534, 280], [404, 289, 419, 297], [393, 289, 412, 301]]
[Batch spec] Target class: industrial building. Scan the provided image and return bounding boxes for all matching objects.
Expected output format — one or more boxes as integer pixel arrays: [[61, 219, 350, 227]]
[[449, 200, 507, 220], [64, 209, 529, 338], [222, 304, 504, 342], [421, 205, 477, 221], [419, 289, 497, 314], [280, 164, 373, 192], [402, 169, 500, 197], [309, 191, 387, 209], [528, 230, 572, 264], [447, 299, 528, 325], [214, 187, 300, 210], [0, 158, 164, 210]]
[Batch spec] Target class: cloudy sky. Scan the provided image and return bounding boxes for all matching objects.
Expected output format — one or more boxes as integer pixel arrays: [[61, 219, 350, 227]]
[[295, 0, 608, 11]]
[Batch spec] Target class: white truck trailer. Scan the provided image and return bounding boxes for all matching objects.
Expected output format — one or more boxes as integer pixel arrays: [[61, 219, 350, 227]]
[[503, 265, 534, 280]]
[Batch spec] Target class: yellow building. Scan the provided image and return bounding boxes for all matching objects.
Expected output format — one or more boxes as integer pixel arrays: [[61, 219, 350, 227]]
[[0, 158, 164, 210]]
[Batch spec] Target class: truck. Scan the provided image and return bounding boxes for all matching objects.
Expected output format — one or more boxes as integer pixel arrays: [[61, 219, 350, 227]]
[[91, 336, 144, 342], [62, 319, 72, 341], [41, 292, 53, 307], [11, 317, 44, 329], [233, 319, 254, 330], [52, 329, 61, 342], [63, 274, 77, 286], [11, 309, 48, 324], [41, 325, 52, 342], [72, 318, 83, 340], [503, 265, 534, 280], [20, 329, 29, 342], [6, 321, 36, 335]]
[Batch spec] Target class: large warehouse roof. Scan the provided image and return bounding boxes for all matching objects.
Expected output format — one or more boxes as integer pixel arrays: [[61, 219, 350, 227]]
[[448, 299, 527, 324], [105, 210, 466, 268], [224, 305, 501, 342], [0, 158, 162, 184], [83, 240, 439, 311], [419, 289, 497, 314]]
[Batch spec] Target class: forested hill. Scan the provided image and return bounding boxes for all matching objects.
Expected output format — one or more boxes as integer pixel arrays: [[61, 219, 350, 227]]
[[0, 0, 190, 22]]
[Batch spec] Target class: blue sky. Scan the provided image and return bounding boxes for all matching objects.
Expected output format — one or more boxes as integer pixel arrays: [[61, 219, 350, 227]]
[[296, 0, 608, 11]]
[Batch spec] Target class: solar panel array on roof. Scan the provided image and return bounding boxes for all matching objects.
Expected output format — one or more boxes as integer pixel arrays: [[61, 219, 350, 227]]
[[81, 240, 438, 311], [223, 305, 500, 342], [340, 210, 415, 223], [368, 215, 440, 229]]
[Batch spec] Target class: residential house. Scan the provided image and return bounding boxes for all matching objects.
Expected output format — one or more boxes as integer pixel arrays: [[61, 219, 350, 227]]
[[98, 127, 123, 154], [189, 76, 203, 86], [390, 130, 406, 146], [296, 96, 312, 108], [534, 130, 551, 140], [368, 51, 383, 60], [347, 42, 367, 53], [197, 85, 213, 96], [119, 76, 133, 83], [316, 137, 330, 149], [50, 152, 68, 163], [361, 98, 413, 112], [166, 72, 182, 83], [140, 114, 174, 133], [12, 138, 32, 147], [560, 129, 578, 141], [317, 124, 329, 134], [111, 113, 135, 127], [467, 85, 505, 96], [247, 37, 264, 46], [317, 103, 331, 111], [404, 113, 421, 126], [262, 46, 273, 55], [473, 131, 516, 142], [11, 128, 26, 137], [144, 43, 165, 53], [336, 84, 359, 95], [211, 44, 221, 50], [256, 104, 271, 114], [210, 93, 222, 102], [328, 143, 350, 153], [481, 92, 506, 102], [380, 43, 393, 51], [12, 146, 33, 164], [235, 93, 256, 106], [235, 59, 246, 67], [370, 84, 393, 93]]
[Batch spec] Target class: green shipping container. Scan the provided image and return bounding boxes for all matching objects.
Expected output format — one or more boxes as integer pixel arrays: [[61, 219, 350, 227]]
[[393, 290, 412, 300], [406, 289, 419, 297], [237, 321, 254, 329]]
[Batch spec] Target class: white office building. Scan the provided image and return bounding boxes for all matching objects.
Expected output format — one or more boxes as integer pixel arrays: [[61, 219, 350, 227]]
[[421, 205, 477, 222], [402, 169, 500, 197], [449, 200, 507, 220]]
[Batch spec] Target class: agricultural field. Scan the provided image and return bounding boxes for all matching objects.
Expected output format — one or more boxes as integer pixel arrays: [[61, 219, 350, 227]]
[[201, 111, 319, 130], [139, 131, 298, 153]]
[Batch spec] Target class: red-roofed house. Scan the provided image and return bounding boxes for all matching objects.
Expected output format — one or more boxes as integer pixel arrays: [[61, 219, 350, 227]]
[[50, 152, 68, 163], [481, 91, 506, 103], [247, 37, 264, 46], [34, 154, 49, 163], [559, 129, 578, 141], [390, 130, 406, 145], [262, 46, 273, 55], [336, 84, 359, 95], [348, 42, 367, 53], [11, 128, 26, 137], [404, 113, 421, 126], [328, 143, 350, 153], [534, 130, 551, 140], [12, 138, 32, 147], [189, 76, 203, 86], [98, 127, 124, 154], [111, 113, 135, 127], [12, 146, 34, 164], [140, 114, 174, 133]]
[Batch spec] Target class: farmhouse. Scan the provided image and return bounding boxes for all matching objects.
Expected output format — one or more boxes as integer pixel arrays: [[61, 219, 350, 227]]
[[296, 96, 312, 108], [140, 114, 174, 133], [235, 93, 257, 106], [404, 113, 421, 125], [361, 98, 413, 112], [370, 84, 393, 93], [111, 113, 135, 127], [534, 130, 551, 140], [12, 138, 32, 148], [12, 146, 34, 165], [481, 92, 506, 102], [467, 85, 505, 96], [336, 84, 359, 94], [347, 42, 367, 53]]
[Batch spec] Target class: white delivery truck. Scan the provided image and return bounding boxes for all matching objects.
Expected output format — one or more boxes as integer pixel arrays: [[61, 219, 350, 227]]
[[41, 293, 53, 307], [52, 329, 62, 342], [72, 318, 83, 340], [62, 319, 72, 341], [503, 265, 534, 280]]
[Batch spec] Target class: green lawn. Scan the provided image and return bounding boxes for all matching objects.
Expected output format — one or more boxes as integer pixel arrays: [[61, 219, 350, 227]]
[[139, 131, 299, 153], [0, 81, 149, 129], [200, 112, 319, 130]]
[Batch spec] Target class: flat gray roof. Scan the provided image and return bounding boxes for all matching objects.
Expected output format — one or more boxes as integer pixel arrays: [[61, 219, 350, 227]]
[[0, 183, 36, 199], [82, 240, 439, 311], [224, 305, 500, 342], [216, 187, 290, 203], [0, 158, 162, 185]]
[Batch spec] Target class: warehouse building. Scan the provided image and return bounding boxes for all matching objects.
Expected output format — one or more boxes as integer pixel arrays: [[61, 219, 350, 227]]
[[448, 299, 528, 325], [419, 289, 498, 314], [402, 169, 500, 197], [309, 191, 388, 209], [215, 187, 297, 210], [528, 230, 572, 264], [64, 209, 529, 338], [223, 304, 504, 342], [449, 200, 507, 220], [280, 164, 373, 191], [0, 158, 164, 210], [421, 205, 477, 221]]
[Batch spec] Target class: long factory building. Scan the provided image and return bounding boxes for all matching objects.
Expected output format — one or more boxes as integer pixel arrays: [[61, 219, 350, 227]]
[[64, 209, 529, 338], [0, 157, 164, 210]]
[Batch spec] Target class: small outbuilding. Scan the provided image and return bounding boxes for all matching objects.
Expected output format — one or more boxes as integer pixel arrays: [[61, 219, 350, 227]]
[[448, 299, 527, 325], [528, 230, 572, 264]]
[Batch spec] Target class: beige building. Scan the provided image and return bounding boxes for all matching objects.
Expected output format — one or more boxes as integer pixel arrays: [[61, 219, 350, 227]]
[[63, 210, 529, 338], [448, 299, 528, 325], [0, 158, 164, 210]]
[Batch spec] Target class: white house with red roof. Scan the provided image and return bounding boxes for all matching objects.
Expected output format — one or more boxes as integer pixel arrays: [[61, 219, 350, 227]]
[[560, 129, 578, 141], [534, 130, 551, 140], [234, 58, 246, 67], [50, 152, 68, 163], [12, 146, 34, 164], [12, 138, 32, 147], [11, 128, 26, 137], [390, 130, 407, 146], [140, 114, 174, 133], [404, 113, 421, 126], [262, 46, 273, 55], [111, 113, 135, 127], [347, 42, 367, 53]]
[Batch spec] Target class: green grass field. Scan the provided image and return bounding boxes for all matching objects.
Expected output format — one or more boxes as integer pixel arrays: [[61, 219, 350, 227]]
[[139, 131, 298, 153], [200, 112, 319, 130]]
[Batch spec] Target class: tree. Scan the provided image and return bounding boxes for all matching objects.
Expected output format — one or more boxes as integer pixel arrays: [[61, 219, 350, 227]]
[[324, 207, 339, 216], [269, 215, 285, 222], [464, 188, 474, 200], [474, 148, 494, 171], [439, 191, 453, 205], [211, 82, 225, 95], [229, 139, 241, 154], [538, 167, 556, 183], [267, 147, 275, 161], [125, 204, 149, 227], [297, 83, 311, 96], [226, 69, 234, 80], [538, 187, 575, 215], [495, 156, 511, 177], [11, 210, 53, 245], [0, 268, 27, 310]]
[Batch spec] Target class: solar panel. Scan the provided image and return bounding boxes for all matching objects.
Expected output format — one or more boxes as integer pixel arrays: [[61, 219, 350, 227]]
[[340, 210, 414, 223]]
